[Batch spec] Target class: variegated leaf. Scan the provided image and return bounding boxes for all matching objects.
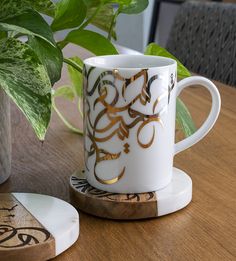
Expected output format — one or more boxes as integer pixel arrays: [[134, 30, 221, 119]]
[[28, 36, 63, 84], [0, 0, 55, 19], [0, 38, 52, 140], [0, 0, 30, 20], [87, 4, 117, 39], [28, 0, 55, 17], [0, 9, 55, 45]]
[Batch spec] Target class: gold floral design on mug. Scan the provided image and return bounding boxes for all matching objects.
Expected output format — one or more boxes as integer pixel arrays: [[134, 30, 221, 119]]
[[83, 66, 176, 185]]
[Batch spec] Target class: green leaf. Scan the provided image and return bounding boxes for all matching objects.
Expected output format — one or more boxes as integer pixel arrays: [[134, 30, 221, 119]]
[[0, 0, 30, 20], [0, 38, 52, 140], [0, 23, 34, 37], [64, 29, 118, 55], [28, 37, 63, 85], [0, 31, 7, 39], [84, 0, 101, 8], [87, 4, 117, 39], [0, 9, 55, 45], [85, 0, 130, 6], [27, 0, 56, 17], [176, 98, 196, 137], [145, 43, 191, 79], [67, 57, 83, 97], [51, 0, 87, 31], [53, 85, 75, 101], [0, 0, 55, 19], [120, 0, 149, 14], [105, 0, 131, 5]]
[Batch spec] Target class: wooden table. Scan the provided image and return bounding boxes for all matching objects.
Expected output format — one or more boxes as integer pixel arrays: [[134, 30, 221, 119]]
[[0, 46, 236, 260]]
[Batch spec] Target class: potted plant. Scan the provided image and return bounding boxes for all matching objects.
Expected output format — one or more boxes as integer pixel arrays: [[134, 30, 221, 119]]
[[0, 0, 195, 183]]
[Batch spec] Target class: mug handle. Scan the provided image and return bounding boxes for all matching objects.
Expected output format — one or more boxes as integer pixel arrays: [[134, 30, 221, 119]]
[[174, 76, 221, 155]]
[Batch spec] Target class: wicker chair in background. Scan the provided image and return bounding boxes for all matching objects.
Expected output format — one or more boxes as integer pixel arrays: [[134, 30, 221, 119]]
[[166, 1, 236, 87]]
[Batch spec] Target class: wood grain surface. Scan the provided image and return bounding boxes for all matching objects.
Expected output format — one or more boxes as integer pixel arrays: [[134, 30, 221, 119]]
[[0, 89, 11, 184], [0, 194, 55, 261], [0, 45, 235, 260]]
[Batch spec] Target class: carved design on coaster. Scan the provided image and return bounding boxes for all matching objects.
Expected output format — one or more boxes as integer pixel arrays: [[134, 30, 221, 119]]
[[71, 174, 156, 202], [70, 168, 192, 220], [0, 204, 18, 222], [70, 171, 158, 220], [0, 194, 54, 254], [0, 224, 51, 248]]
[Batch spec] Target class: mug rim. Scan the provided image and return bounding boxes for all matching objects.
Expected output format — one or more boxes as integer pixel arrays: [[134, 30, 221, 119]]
[[83, 54, 177, 70]]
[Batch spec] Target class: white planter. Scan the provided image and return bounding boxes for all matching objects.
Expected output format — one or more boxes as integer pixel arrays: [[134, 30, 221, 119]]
[[0, 88, 11, 184]]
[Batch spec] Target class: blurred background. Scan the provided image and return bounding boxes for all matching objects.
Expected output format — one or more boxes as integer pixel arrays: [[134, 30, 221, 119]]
[[51, 0, 236, 52]]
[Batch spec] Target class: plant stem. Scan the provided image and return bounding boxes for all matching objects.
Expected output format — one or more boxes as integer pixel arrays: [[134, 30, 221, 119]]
[[57, 40, 67, 49], [63, 58, 83, 73], [79, 3, 102, 30], [52, 99, 83, 135], [108, 8, 120, 41], [78, 98, 83, 119]]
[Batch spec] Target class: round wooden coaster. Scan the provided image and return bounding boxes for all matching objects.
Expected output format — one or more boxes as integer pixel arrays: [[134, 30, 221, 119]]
[[0, 193, 79, 261], [70, 168, 192, 220]]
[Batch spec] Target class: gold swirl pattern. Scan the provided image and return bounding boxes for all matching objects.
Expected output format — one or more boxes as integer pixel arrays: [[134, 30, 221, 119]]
[[84, 67, 176, 185]]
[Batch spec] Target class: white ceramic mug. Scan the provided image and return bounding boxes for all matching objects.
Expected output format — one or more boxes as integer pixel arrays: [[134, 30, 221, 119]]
[[83, 55, 221, 193]]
